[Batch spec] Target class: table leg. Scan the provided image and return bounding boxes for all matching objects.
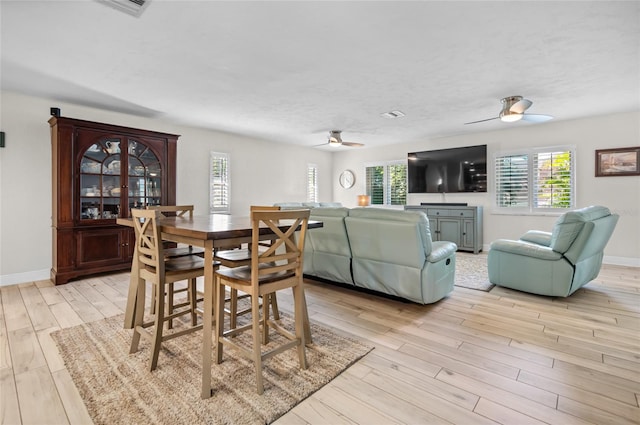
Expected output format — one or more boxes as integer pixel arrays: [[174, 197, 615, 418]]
[[201, 240, 215, 399]]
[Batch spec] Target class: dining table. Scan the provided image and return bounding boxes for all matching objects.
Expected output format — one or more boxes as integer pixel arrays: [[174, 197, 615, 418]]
[[117, 213, 322, 398]]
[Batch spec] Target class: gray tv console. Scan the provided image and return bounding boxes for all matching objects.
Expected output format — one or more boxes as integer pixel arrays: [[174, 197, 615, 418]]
[[405, 204, 483, 254]]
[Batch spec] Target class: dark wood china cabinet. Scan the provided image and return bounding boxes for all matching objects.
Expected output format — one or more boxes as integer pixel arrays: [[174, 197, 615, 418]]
[[50, 116, 179, 285]]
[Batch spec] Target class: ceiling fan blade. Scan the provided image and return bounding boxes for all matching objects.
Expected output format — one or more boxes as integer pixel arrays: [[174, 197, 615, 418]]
[[464, 117, 499, 125], [312, 142, 329, 148], [521, 114, 554, 123], [510, 98, 532, 114], [341, 141, 365, 147]]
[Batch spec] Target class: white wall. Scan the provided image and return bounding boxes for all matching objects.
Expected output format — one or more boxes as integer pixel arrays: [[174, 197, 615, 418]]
[[1, 91, 637, 285], [332, 111, 640, 265], [0, 91, 333, 284]]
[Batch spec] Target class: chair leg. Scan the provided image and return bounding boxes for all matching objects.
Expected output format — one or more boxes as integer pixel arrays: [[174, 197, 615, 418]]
[[251, 293, 264, 394], [129, 277, 147, 354], [215, 276, 225, 365], [270, 293, 280, 320], [262, 294, 270, 345], [229, 289, 238, 329], [167, 282, 175, 329], [150, 284, 157, 315], [293, 284, 307, 370], [189, 278, 198, 326], [149, 283, 165, 371]]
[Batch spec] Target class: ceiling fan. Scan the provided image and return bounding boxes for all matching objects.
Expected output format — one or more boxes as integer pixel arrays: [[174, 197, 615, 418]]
[[314, 131, 364, 148], [464, 96, 554, 125]]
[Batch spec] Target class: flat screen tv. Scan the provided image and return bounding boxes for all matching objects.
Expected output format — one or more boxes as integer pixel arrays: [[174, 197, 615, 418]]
[[408, 144, 487, 193]]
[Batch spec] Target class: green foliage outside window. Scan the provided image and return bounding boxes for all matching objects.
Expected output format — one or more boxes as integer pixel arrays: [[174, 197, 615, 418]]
[[388, 163, 407, 205], [537, 151, 572, 208]]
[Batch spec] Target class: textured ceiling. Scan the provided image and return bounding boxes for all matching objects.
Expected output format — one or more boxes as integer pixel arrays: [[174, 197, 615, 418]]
[[1, 1, 639, 149]]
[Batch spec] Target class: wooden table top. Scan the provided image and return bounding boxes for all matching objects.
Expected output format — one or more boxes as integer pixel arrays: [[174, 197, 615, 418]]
[[117, 214, 323, 241]]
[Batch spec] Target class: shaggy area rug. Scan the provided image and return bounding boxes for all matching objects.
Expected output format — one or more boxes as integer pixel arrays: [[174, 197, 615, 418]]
[[52, 313, 373, 425], [455, 252, 495, 291]]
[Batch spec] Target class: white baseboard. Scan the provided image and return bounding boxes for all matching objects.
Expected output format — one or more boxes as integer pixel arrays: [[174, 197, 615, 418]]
[[603, 255, 640, 267], [0, 269, 50, 287]]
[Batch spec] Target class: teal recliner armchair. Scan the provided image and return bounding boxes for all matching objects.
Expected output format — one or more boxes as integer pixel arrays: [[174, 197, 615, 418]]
[[488, 206, 619, 297]]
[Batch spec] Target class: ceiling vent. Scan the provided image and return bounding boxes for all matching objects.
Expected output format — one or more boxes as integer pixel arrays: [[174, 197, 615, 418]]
[[381, 110, 406, 119], [96, 0, 150, 17]]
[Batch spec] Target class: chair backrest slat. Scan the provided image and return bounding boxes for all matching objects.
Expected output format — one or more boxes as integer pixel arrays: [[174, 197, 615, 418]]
[[250, 205, 280, 212], [147, 205, 195, 218]]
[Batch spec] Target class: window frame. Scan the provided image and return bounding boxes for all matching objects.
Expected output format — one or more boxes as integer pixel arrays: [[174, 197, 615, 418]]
[[494, 145, 576, 214], [364, 160, 407, 206], [209, 151, 230, 214]]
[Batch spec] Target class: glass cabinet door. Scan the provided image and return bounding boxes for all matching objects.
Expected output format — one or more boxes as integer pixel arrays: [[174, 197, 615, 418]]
[[127, 139, 162, 212], [79, 138, 163, 221], [80, 139, 122, 221]]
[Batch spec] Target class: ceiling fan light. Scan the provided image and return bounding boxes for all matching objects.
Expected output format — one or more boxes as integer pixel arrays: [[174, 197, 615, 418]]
[[500, 111, 523, 122], [328, 131, 343, 145]]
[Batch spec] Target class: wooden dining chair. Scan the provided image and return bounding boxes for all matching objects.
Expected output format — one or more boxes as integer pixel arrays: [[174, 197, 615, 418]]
[[214, 208, 310, 394], [146, 205, 207, 329], [129, 208, 206, 371], [214, 205, 281, 327], [147, 205, 205, 258]]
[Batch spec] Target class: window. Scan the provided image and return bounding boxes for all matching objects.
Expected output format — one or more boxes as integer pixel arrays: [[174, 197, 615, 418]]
[[495, 146, 574, 212], [307, 163, 318, 203], [210, 152, 230, 213], [365, 160, 407, 206]]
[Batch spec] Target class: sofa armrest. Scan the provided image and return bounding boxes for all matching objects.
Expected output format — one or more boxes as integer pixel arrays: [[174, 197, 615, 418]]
[[519, 230, 552, 247], [427, 241, 457, 263], [490, 239, 563, 261]]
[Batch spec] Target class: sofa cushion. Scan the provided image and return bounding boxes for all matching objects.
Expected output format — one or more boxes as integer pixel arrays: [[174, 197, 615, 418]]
[[302, 207, 353, 284], [347, 208, 432, 255], [308, 207, 351, 257], [345, 207, 454, 304], [346, 208, 432, 267]]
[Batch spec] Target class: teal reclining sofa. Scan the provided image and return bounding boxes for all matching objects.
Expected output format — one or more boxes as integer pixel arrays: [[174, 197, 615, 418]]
[[487, 205, 619, 297], [278, 206, 458, 305]]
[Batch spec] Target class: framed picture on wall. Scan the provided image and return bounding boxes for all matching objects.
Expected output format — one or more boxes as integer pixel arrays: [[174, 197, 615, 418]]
[[595, 146, 640, 177]]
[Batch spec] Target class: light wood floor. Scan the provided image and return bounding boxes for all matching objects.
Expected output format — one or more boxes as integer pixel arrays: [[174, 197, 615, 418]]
[[1, 264, 639, 424]]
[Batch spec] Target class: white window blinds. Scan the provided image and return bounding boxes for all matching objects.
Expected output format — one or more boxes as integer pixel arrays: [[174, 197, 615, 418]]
[[307, 164, 318, 202], [495, 147, 574, 211], [495, 154, 530, 208], [209, 152, 230, 213]]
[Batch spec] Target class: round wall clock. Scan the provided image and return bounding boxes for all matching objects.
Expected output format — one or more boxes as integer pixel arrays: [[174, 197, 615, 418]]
[[339, 170, 355, 189]]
